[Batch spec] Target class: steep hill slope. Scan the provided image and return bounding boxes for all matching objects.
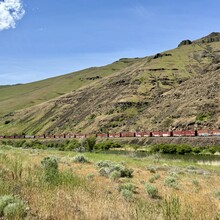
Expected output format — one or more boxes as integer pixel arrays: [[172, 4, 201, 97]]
[[0, 33, 220, 135], [0, 58, 138, 116]]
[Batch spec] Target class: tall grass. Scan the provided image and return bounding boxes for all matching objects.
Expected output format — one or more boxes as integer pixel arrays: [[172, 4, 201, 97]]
[[0, 145, 219, 219]]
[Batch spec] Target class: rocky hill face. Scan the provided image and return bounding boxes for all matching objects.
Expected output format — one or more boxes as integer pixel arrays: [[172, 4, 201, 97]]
[[0, 33, 220, 135]]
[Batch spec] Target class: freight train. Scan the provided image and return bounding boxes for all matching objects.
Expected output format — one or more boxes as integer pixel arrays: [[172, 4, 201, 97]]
[[0, 129, 220, 139]]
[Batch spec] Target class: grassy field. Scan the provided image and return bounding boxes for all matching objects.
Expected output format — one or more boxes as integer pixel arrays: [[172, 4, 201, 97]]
[[0, 144, 219, 219]]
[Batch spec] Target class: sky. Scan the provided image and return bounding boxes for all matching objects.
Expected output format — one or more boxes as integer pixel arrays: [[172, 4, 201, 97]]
[[0, 0, 220, 85]]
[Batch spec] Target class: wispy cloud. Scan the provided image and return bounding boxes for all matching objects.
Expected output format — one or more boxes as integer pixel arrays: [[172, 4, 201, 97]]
[[0, 0, 25, 31]]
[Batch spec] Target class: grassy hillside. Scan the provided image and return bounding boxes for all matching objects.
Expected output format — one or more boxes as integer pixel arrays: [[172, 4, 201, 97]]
[[0, 33, 220, 135], [0, 58, 139, 117]]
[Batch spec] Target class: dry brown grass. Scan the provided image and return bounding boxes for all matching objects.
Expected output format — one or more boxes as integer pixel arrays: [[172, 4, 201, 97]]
[[0, 147, 219, 219]]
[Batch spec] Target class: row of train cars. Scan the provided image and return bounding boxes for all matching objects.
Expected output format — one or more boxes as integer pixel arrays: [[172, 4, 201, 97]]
[[0, 129, 220, 139]]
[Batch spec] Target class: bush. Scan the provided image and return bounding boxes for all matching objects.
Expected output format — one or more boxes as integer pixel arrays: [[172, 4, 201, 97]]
[[161, 144, 177, 154], [14, 140, 26, 148], [65, 140, 80, 151], [85, 137, 96, 152], [164, 176, 179, 189], [109, 171, 121, 181], [147, 166, 157, 173], [149, 145, 161, 154], [41, 157, 59, 184], [150, 144, 194, 155], [0, 195, 15, 216], [119, 183, 136, 193], [0, 195, 26, 219], [73, 154, 89, 163], [176, 145, 192, 154], [96, 160, 133, 179], [120, 189, 133, 200], [95, 141, 122, 151], [192, 147, 202, 154], [145, 183, 159, 198], [148, 174, 161, 183], [3, 202, 26, 219], [207, 146, 218, 154]]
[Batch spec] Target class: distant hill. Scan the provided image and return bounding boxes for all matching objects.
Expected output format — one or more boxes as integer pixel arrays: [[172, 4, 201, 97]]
[[0, 33, 220, 135]]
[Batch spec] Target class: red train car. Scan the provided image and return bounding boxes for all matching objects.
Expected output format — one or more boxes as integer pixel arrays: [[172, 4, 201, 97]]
[[54, 134, 65, 139], [135, 132, 152, 137], [213, 130, 220, 136], [0, 136, 5, 139], [152, 132, 163, 137], [161, 132, 172, 137], [75, 134, 87, 138], [4, 135, 15, 139], [24, 135, 35, 139], [173, 130, 196, 137], [45, 135, 55, 139], [15, 135, 25, 139], [120, 132, 135, 137], [35, 135, 45, 139], [197, 130, 213, 136], [65, 134, 76, 138], [97, 133, 109, 138], [109, 133, 121, 138]]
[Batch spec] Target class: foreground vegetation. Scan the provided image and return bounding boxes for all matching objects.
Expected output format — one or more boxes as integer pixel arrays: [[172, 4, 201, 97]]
[[0, 140, 219, 219], [1, 138, 220, 156]]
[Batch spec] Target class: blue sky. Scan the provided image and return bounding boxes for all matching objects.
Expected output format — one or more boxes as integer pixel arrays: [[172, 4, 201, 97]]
[[0, 0, 220, 85]]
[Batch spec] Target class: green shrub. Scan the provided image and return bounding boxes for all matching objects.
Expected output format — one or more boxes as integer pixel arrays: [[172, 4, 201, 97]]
[[65, 140, 80, 151], [46, 142, 55, 148], [196, 113, 211, 122], [41, 156, 59, 184], [120, 189, 133, 200], [192, 147, 202, 154], [0, 195, 15, 216], [109, 171, 121, 181], [73, 154, 89, 163], [145, 183, 159, 198], [148, 174, 161, 183], [176, 145, 192, 154], [150, 144, 194, 155], [14, 140, 26, 148], [147, 166, 157, 173], [161, 144, 177, 154], [3, 202, 26, 219], [119, 183, 136, 193], [164, 176, 179, 189], [95, 141, 122, 150], [96, 160, 133, 178], [0, 195, 26, 219], [86, 137, 96, 152], [207, 146, 218, 154]]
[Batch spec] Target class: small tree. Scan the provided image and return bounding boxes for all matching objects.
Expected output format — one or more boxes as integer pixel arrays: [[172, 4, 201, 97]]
[[85, 137, 96, 152]]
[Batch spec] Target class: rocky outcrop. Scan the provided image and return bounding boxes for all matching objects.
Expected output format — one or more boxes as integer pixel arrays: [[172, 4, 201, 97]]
[[178, 40, 192, 47], [195, 32, 220, 44]]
